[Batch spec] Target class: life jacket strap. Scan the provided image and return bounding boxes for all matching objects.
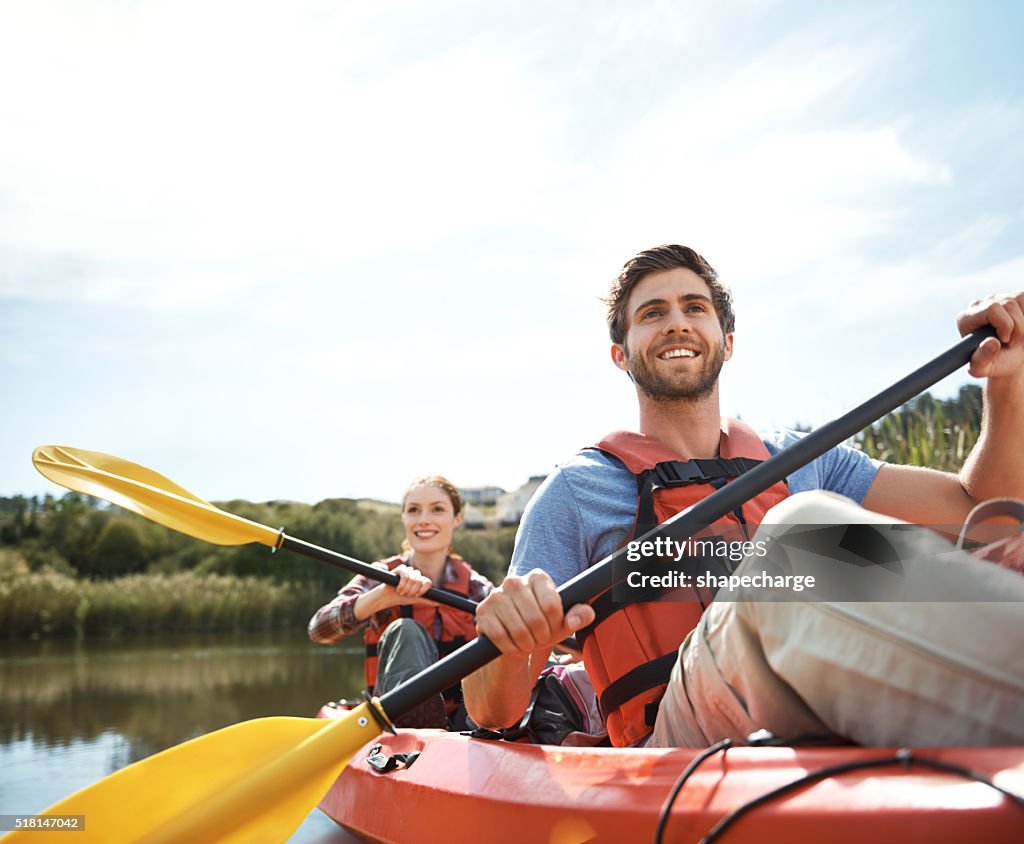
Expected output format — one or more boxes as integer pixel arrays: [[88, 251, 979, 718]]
[[636, 457, 762, 540], [598, 651, 678, 723], [651, 456, 762, 488], [574, 589, 620, 648]]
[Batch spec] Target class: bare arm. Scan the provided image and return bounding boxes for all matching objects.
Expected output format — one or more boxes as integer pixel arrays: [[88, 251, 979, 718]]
[[959, 292, 1024, 501], [862, 292, 1024, 525], [307, 563, 433, 644], [463, 569, 594, 730]]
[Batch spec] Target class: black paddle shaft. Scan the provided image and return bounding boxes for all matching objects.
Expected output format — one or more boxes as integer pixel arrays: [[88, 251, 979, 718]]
[[379, 326, 995, 720], [279, 535, 478, 615]]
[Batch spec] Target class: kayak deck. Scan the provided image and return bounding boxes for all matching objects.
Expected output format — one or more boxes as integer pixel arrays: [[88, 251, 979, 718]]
[[318, 729, 1024, 843]]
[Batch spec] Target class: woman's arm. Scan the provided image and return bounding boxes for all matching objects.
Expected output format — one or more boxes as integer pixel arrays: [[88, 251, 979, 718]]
[[307, 563, 433, 643]]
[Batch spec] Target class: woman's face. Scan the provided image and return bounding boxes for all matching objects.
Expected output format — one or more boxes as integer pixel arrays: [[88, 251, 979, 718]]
[[402, 484, 463, 555]]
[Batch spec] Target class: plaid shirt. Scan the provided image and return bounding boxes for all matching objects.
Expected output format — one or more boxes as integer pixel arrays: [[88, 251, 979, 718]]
[[307, 554, 493, 644]]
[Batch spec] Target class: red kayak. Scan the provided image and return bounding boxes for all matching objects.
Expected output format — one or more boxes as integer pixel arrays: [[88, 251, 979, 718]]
[[316, 709, 1023, 843]]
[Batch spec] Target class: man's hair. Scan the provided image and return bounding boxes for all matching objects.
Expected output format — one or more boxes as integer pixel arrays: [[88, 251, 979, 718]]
[[603, 244, 735, 344]]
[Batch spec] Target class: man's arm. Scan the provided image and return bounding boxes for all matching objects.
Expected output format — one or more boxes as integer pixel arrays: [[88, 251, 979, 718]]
[[862, 292, 1024, 524], [463, 570, 593, 729], [463, 468, 602, 730]]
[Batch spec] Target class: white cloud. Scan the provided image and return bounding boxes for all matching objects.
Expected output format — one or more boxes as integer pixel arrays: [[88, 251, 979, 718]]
[[2, 1, 1022, 503]]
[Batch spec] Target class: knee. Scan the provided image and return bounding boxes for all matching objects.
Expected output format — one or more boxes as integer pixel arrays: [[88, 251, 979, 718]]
[[378, 617, 430, 649], [761, 490, 876, 527]]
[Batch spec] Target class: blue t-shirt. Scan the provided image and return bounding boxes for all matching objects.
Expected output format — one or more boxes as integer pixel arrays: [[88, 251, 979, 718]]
[[509, 430, 881, 585]]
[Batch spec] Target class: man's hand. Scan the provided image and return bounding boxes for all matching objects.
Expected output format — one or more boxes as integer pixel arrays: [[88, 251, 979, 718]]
[[474, 568, 595, 654], [958, 291, 1024, 379]]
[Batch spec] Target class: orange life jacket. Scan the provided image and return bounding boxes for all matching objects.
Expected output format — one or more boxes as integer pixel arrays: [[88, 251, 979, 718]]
[[363, 554, 478, 695], [579, 418, 790, 747]]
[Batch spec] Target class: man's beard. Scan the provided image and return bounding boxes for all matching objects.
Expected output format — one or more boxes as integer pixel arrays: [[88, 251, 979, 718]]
[[625, 338, 726, 402]]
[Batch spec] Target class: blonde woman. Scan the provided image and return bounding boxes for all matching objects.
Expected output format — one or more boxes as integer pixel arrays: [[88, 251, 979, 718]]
[[309, 476, 493, 728]]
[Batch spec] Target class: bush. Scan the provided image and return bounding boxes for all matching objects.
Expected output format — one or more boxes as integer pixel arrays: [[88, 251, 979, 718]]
[[86, 518, 147, 578]]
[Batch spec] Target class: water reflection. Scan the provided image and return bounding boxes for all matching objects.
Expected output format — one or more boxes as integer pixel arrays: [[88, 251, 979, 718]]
[[0, 631, 367, 842]]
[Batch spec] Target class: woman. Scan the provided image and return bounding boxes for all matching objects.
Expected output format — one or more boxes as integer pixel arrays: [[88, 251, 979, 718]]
[[308, 475, 493, 729]]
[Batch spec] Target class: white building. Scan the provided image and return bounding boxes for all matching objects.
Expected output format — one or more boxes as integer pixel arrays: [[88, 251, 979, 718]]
[[496, 475, 546, 526], [459, 486, 506, 507]]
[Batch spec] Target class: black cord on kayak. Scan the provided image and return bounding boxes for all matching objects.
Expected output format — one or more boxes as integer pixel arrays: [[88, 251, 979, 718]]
[[653, 738, 732, 844], [652, 730, 868, 843], [698, 747, 1024, 844]]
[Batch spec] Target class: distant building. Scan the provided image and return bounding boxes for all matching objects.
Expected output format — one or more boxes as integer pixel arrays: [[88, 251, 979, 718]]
[[459, 486, 506, 507], [461, 503, 488, 529], [496, 475, 547, 526]]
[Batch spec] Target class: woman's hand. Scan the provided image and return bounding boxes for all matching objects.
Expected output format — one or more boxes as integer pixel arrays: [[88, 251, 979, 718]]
[[353, 562, 436, 620], [385, 563, 435, 604]]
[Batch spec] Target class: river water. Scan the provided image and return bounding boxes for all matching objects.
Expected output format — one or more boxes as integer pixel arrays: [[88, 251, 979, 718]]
[[0, 631, 372, 842]]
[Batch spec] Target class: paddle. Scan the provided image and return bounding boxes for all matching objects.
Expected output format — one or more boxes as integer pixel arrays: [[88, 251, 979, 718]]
[[31, 446, 478, 615], [7, 326, 994, 844]]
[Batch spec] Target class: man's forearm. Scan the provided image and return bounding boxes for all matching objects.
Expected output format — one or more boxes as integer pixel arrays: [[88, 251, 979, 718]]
[[961, 373, 1024, 501], [463, 648, 549, 730]]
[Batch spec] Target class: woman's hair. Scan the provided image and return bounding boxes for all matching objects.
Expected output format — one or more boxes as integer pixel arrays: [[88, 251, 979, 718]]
[[402, 475, 463, 516]]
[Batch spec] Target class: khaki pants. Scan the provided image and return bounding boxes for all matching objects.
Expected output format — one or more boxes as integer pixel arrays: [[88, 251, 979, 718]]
[[650, 491, 1024, 747]]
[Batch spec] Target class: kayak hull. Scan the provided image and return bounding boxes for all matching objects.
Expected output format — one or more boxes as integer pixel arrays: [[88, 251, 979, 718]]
[[317, 729, 1024, 843]]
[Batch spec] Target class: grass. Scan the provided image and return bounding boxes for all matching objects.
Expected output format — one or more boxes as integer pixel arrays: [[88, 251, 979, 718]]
[[0, 567, 323, 639]]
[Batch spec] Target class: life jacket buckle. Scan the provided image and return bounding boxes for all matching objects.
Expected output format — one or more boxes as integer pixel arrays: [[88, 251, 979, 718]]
[[652, 460, 713, 487], [652, 457, 757, 489]]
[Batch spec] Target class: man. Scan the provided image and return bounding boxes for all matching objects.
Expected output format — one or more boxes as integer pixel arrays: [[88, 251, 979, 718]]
[[463, 244, 1024, 748]]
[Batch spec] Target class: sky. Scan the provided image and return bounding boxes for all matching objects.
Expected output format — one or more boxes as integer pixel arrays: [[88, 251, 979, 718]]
[[1, 0, 1022, 507]]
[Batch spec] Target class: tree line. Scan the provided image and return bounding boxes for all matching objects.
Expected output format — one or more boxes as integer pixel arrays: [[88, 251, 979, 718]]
[[0, 385, 982, 638], [0, 385, 983, 584], [0, 492, 517, 589]]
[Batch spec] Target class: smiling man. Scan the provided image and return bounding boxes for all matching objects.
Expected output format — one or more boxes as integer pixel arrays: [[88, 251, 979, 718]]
[[463, 243, 1024, 749], [613, 264, 732, 404]]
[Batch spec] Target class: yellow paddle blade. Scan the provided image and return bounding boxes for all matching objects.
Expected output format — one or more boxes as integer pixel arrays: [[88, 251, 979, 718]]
[[32, 446, 281, 548], [1, 703, 390, 844]]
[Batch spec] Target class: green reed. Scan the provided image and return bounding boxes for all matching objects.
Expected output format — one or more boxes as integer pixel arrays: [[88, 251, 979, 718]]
[[0, 569, 323, 639], [856, 386, 981, 472]]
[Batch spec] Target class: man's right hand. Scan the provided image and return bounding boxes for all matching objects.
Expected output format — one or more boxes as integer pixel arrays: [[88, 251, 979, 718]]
[[474, 568, 595, 654]]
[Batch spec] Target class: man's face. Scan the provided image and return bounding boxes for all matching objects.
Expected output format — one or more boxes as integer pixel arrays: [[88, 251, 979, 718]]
[[612, 267, 733, 402]]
